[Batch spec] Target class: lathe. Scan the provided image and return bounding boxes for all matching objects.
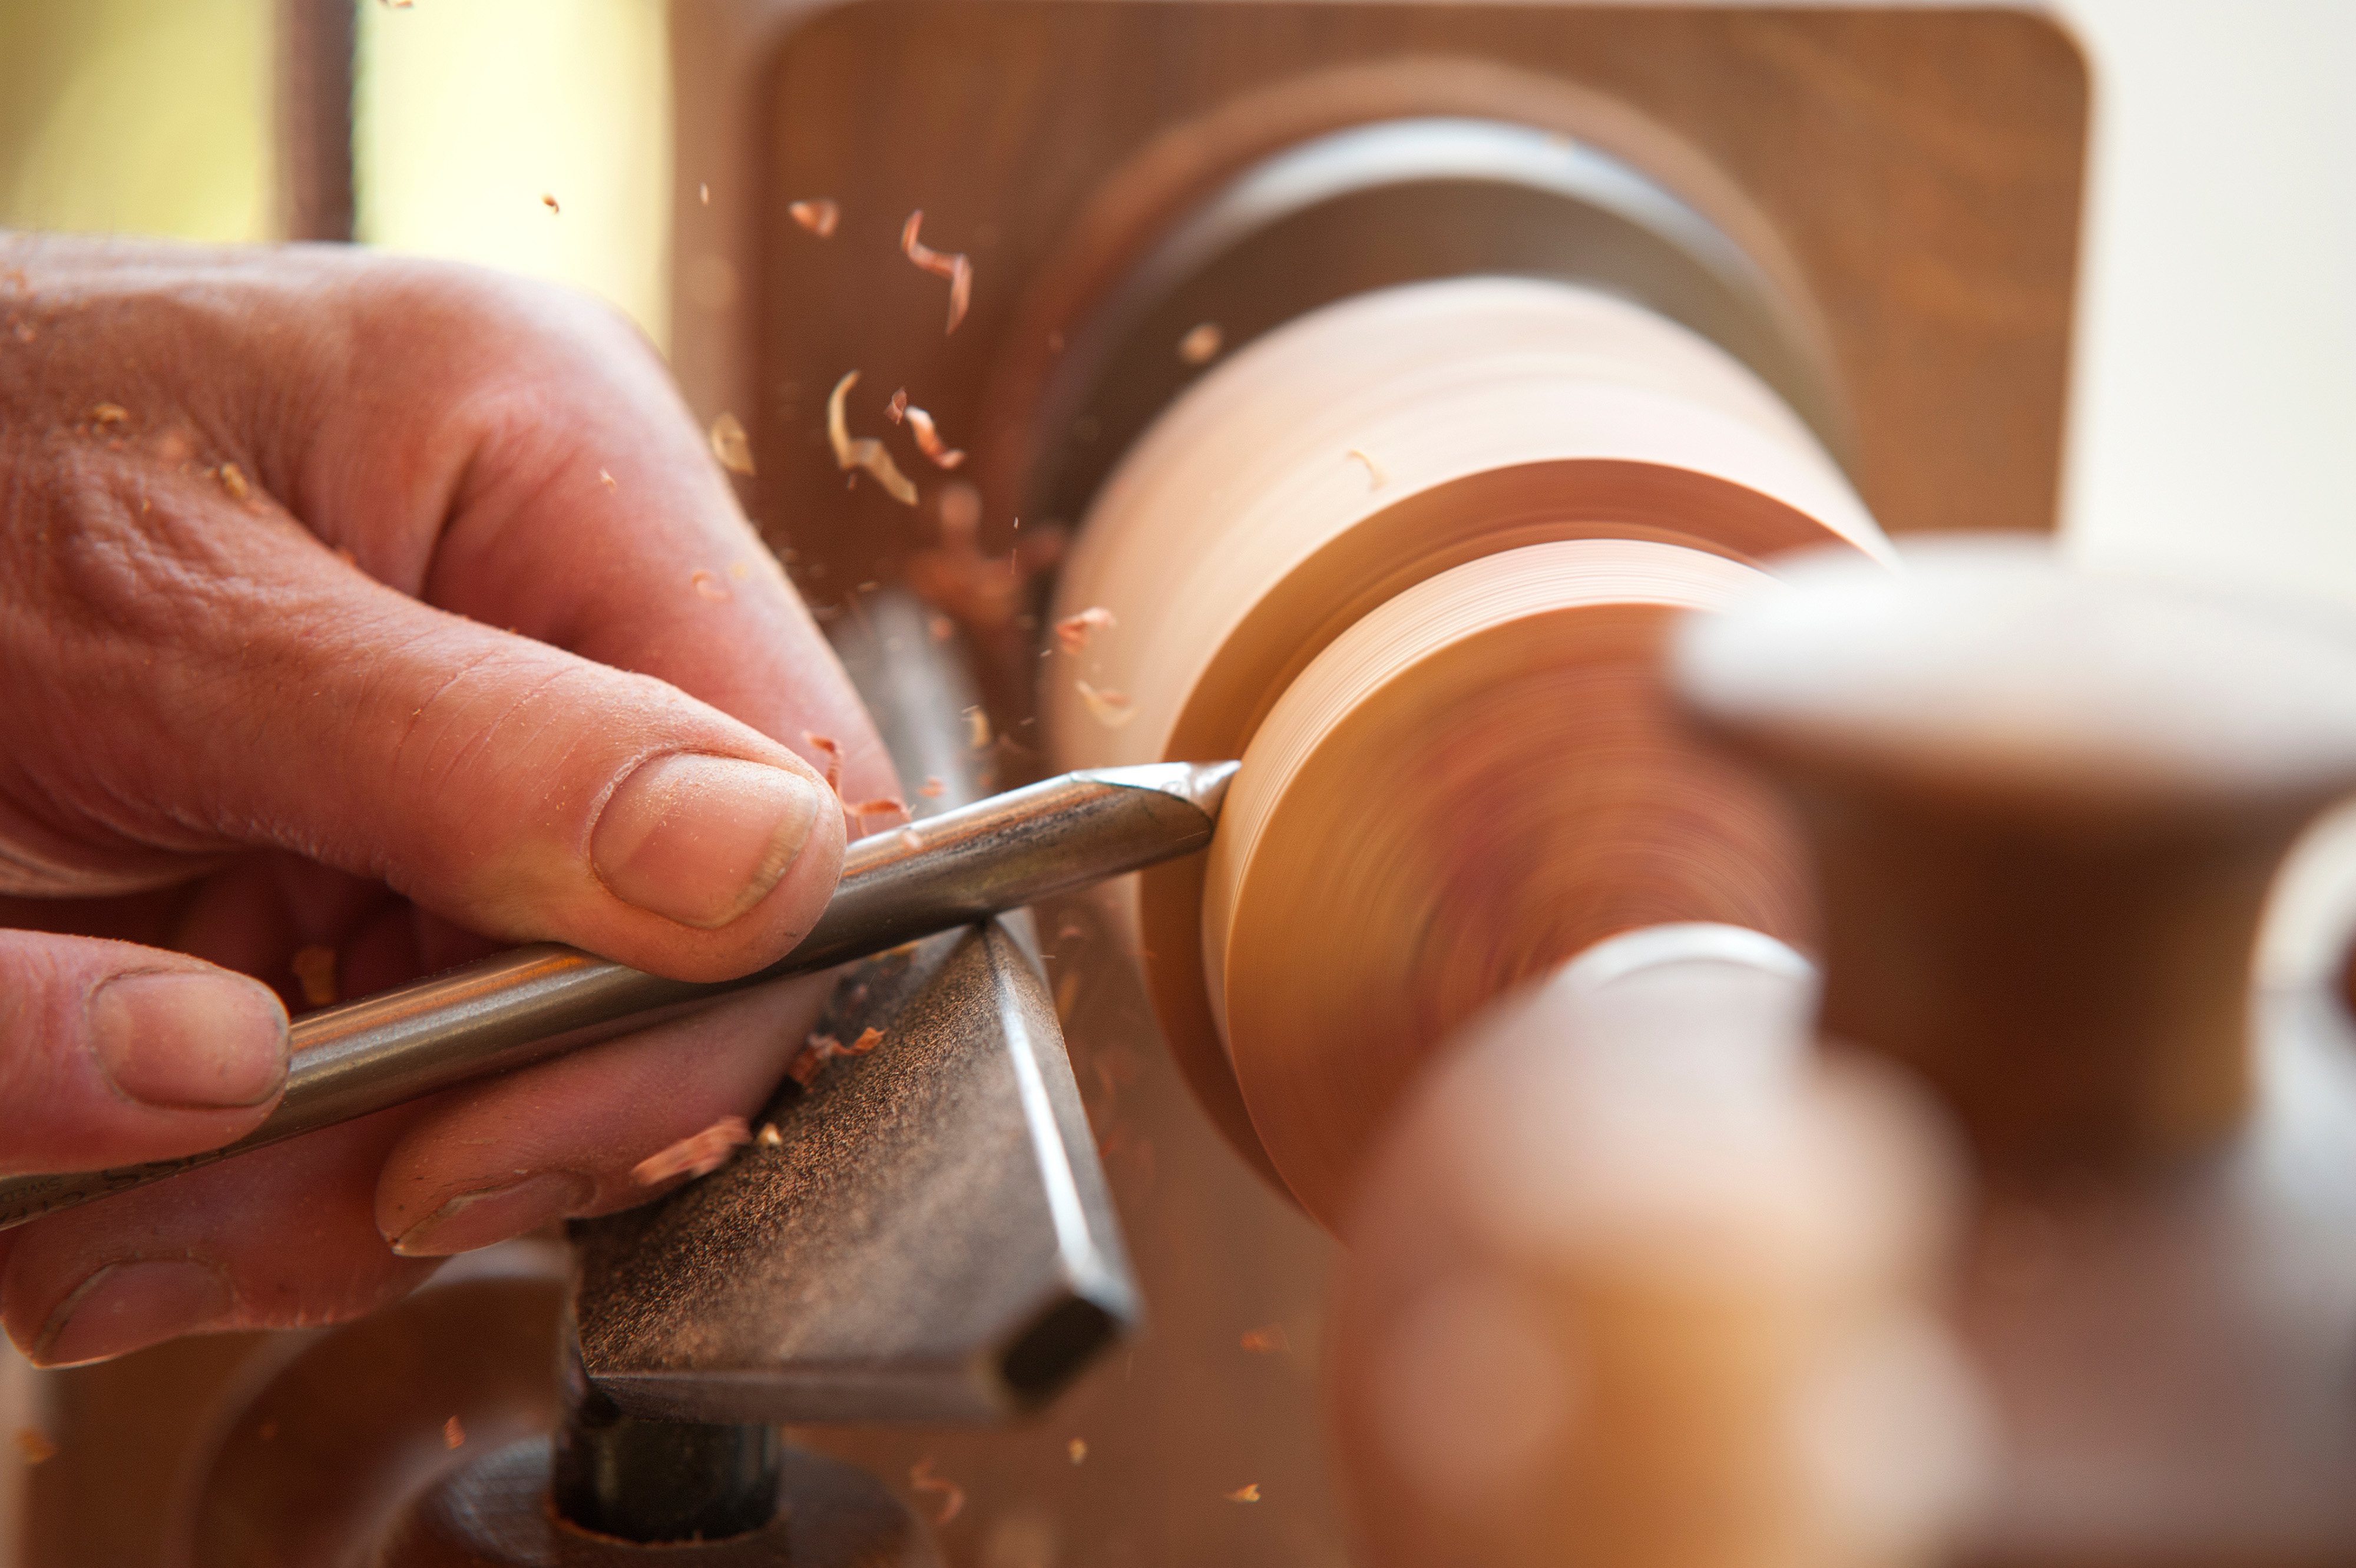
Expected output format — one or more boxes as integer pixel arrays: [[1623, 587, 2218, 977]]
[[18, 4, 2356, 1566]]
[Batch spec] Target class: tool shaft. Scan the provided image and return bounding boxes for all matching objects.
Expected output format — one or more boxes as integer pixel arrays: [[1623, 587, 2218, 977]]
[[0, 763, 1234, 1230]]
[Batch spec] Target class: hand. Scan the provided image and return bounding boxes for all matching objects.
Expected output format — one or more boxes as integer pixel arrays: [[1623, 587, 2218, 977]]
[[0, 234, 895, 1365]]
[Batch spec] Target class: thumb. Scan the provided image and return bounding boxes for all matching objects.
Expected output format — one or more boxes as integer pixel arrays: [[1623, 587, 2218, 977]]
[[0, 931, 289, 1175], [23, 538, 845, 984]]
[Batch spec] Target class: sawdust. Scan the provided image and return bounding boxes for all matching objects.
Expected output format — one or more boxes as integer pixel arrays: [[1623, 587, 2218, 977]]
[[910, 1457, 966, 1524], [788, 199, 840, 237], [1054, 606, 1115, 654], [290, 945, 337, 1008], [631, 1116, 752, 1185], [709, 412, 756, 476], [899, 211, 972, 334], [825, 372, 919, 505]]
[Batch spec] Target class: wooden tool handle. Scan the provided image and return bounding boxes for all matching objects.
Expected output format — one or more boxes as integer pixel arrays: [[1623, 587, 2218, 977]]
[[1676, 540, 2356, 1169]]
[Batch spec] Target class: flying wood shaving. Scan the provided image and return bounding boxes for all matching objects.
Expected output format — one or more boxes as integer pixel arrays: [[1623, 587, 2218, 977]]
[[14, 1428, 57, 1465], [757, 1122, 783, 1146], [442, 1416, 465, 1449], [909, 1458, 966, 1525], [825, 372, 919, 505], [899, 827, 922, 851], [1055, 606, 1116, 654], [918, 775, 945, 798], [631, 1116, 752, 1186], [904, 406, 965, 468], [216, 463, 251, 501], [1226, 1483, 1262, 1503], [849, 796, 908, 829], [709, 412, 756, 476], [1075, 680, 1137, 729], [690, 568, 731, 602], [802, 732, 843, 795], [786, 1026, 885, 1088], [1177, 322, 1223, 365], [90, 402, 128, 428], [1347, 447, 1387, 489], [598, 468, 616, 490], [899, 211, 972, 334], [1068, 1438, 1087, 1465], [290, 946, 337, 1007], [886, 387, 909, 422], [541, 193, 560, 214], [963, 707, 991, 749], [788, 198, 839, 237], [1240, 1324, 1290, 1354]]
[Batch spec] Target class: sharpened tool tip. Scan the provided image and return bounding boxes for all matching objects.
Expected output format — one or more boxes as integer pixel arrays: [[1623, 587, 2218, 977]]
[[1082, 759, 1242, 821]]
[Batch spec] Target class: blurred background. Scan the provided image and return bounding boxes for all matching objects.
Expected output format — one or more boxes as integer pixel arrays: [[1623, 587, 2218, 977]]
[[1, 0, 2354, 1551]]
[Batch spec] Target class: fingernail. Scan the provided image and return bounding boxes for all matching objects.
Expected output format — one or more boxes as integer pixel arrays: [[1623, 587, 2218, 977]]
[[33, 1258, 233, 1367], [90, 970, 290, 1110], [389, 1170, 597, 1257], [591, 754, 822, 929]]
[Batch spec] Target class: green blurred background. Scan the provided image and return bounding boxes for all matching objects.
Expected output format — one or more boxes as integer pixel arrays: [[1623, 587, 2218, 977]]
[[0, 0, 672, 345]]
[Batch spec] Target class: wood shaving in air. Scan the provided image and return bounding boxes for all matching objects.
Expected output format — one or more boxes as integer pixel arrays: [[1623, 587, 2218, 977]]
[[898, 827, 922, 851], [1067, 1438, 1087, 1465], [757, 1122, 783, 1146], [848, 795, 908, 829], [216, 462, 251, 501], [631, 1115, 752, 1185], [90, 403, 128, 428], [788, 198, 839, 237], [597, 468, 616, 491], [1075, 680, 1137, 729], [918, 775, 945, 798], [1054, 606, 1116, 654], [1239, 1324, 1290, 1354], [802, 731, 843, 796], [1177, 322, 1223, 365], [690, 568, 731, 603], [290, 945, 337, 1008], [709, 412, 756, 476], [13, 1428, 57, 1465], [904, 406, 965, 468], [1225, 1483, 1262, 1503], [442, 1416, 465, 1449], [540, 193, 560, 214], [963, 706, 991, 749], [699, 183, 710, 206], [886, 387, 909, 423], [1347, 448, 1387, 489], [825, 372, 919, 505], [909, 1457, 966, 1525], [899, 211, 973, 334]]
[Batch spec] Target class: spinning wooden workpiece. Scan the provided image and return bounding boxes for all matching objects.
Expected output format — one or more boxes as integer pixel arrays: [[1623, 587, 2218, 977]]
[[1045, 274, 1888, 1223]]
